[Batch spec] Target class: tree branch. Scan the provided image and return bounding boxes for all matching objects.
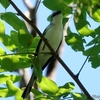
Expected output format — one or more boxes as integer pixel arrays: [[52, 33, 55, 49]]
[[8, 0, 93, 99]]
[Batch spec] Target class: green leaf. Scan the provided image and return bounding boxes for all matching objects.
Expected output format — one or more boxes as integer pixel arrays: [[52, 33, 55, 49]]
[[74, 7, 95, 37], [65, 29, 85, 51], [32, 57, 42, 82], [95, 25, 100, 35], [1, 54, 31, 72], [56, 82, 74, 97], [32, 89, 44, 99], [43, 0, 71, 16], [10, 30, 21, 48], [5, 35, 17, 52], [78, 25, 95, 36], [6, 80, 23, 98], [0, 68, 6, 73], [83, 44, 100, 56], [28, 36, 40, 48], [89, 8, 100, 22], [89, 55, 100, 68], [0, 80, 22, 98], [86, 37, 97, 46], [0, 88, 9, 97], [74, 19, 95, 36], [71, 92, 88, 100], [0, 20, 5, 34], [1, 55, 20, 72], [0, 19, 18, 52], [0, 0, 10, 9], [26, 36, 40, 53], [1, 12, 27, 31], [63, 82, 75, 90], [63, 18, 69, 26], [37, 76, 58, 94], [18, 29, 33, 48], [0, 74, 21, 84], [0, 21, 8, 45], [0, 47, 6, 55]]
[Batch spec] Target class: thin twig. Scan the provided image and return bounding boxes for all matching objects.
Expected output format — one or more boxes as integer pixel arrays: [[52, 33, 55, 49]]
[[32, 0, 41, 20], [0, 52, 51, 57], [76, 39, 98, 77], [8, 0, 93, 99]]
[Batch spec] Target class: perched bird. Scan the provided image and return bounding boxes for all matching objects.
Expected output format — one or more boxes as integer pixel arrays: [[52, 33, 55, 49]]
[[22, 10, 63, 98]]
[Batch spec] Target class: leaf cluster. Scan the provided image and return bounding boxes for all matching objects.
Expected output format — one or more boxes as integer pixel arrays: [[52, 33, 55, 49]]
[[32, 76, 87, 100]]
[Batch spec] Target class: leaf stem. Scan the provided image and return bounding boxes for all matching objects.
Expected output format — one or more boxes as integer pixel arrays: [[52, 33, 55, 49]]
[[0, 52, 51, 57]]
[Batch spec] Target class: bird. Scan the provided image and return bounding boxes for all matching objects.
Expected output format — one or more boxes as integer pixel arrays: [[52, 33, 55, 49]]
[[22, 10, 63, 98]]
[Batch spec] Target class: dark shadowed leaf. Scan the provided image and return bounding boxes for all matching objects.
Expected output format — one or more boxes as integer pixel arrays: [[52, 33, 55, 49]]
[[89, 55, 100, 68], [32, 57, 42, 82], [10, 30, 21, 48], [31, 89, 44, 99], [1, 12, 27, 31], [0, 0, 10, 9], [83, 44, 100, 56], [18, 29, 33, 48]]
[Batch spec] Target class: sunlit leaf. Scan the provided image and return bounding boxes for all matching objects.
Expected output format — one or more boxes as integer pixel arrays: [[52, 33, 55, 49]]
[[89, 8, 100, 22], [0, 74, 21, 84], [0, 20, 5, 34], [37, 76, 58, 94], [56, 82, 74, 97], [0, 68, 6, 73], [6, 80, 23, 98], [1, 55, 31, 72], [74, 19, 95, 36], [0, 80, 22, 98], [63, 82, 75, 90], [43, 0, 71, 16], [0, 21, 8, 45], [65, 29, 85, 51], [0, 88, 9, 98], [0, 48, 6, 55], [78, 25, 95, 36], [74, 7, 95, 37], [71, 92, 88, 100]]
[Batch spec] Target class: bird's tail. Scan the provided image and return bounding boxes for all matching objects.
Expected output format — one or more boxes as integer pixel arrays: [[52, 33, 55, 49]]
[[22, 72, 36, 98]]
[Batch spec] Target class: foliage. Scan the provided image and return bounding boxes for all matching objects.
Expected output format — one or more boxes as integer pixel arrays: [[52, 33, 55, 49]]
[[0, 0, 99, 99]]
